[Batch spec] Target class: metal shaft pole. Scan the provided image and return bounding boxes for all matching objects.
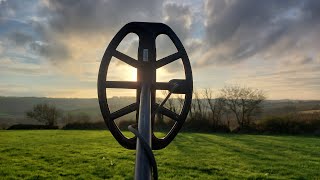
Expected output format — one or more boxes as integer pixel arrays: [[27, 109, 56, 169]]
[[134, 48, 152, 180], [135, 84, 152, 180]]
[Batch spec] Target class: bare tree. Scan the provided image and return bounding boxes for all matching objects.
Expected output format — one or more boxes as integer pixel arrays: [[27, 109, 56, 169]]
[[220, 85, 266, 129], [187, 90, 208, 123], [193, 91, 203, 115], [161, 90, 176, 113], [203, 89, 226, 129], [155, 96, 164, 126], [189, 96, 196, 119], [26, 103, 62, 126], [176, 94, 184, 113]]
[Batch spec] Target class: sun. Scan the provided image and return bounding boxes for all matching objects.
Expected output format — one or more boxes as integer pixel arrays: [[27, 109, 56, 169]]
[[127, 67, 137, 81]]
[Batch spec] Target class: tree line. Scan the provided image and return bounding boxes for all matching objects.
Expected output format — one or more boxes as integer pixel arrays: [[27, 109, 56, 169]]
[[24, 85, 265, 130], [22, 85, 320, 135], [159, 85, 266, 132]]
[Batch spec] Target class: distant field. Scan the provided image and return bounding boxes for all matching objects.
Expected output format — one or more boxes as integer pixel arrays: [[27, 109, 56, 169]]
[[1, 96, 320, 119], [301, 110, 320, 114], [0, 131, 319, 179]]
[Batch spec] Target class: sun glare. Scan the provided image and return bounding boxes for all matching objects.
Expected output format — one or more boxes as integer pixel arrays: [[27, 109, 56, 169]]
[[127, 66, 137, 81]]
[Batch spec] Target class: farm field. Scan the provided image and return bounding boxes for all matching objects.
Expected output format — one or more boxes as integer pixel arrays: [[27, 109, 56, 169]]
[[0, 130, 319, 179]]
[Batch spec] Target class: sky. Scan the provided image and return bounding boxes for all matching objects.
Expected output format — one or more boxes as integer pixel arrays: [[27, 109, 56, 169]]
[[0, 0, 320, 100]]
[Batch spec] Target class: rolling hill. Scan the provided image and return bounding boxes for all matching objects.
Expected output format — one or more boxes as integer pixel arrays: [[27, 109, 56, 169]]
[[0, 96, 319, 128]]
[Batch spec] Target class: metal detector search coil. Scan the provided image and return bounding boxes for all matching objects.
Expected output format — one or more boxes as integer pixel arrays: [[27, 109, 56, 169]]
[[98, 22, 193, 150]]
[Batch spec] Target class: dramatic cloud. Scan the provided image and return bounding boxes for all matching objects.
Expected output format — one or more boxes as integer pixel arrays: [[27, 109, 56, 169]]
[[164, 3, 193, 42], [38, 0, 166, 69], [1, 0, 320, 99], [197, 0, 320, 66], [153, 3, 195, 74], [1, 0, 164, 65], [41, 0, 163, 35], [28, 41, 70, 63]]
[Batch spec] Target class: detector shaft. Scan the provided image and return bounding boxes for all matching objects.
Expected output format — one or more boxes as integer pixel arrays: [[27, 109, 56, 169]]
[[134, 48, 152, 180]]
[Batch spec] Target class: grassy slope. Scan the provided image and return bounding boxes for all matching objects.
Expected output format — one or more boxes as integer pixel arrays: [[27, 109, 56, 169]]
[[0, 131, 319, 179]]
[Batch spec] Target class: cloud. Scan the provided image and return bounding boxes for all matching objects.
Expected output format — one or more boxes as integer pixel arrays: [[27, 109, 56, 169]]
[[197, 0, 320, 67], [41, 0, 163, 35], [1, 0, 164, 65], [1, 0, 320, 99], [35, 0, 165, 67], [28, 41, 69, 63], [163, 3, 193, 41], [221, 57, 320, 99], [205, 0, 299, 45], [6, 31, 33, 46], [0, 41, 3, 54], [3, 29, 70, 64], [151, 3, 195, 74], [1, 0, 197, 73], [0, 0, 40, 23], [0, 0, 15, 21], [0, 56, 48, 75]]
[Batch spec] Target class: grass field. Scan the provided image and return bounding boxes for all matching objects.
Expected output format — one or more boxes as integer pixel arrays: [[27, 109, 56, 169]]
[[0, 130, 319, 179]]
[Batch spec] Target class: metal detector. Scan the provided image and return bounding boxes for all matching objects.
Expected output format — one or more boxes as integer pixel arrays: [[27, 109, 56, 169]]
[[98, 22, 193, 180]]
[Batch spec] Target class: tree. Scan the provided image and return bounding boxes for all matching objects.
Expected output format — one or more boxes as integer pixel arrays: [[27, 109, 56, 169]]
[[193, 91, 203, 116], [220, 85, 266, 129], [188, 90, 206, 119], [26, 103, 61, 126], [176, 94, 184, 113], [161, 90, 176, 113], [203, 88, 226, 129]]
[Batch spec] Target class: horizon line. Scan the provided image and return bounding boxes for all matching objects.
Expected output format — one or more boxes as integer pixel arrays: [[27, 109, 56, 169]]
[[1, 95, 320, 101]]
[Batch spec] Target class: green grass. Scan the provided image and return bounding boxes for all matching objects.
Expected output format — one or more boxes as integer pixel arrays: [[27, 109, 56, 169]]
[[0, 131, 319, 179]]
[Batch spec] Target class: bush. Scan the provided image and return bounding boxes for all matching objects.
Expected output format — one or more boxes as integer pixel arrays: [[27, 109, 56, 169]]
[[231, 125, 258, 134], [256, 113, 320, 134], [7, 124, 58, 130], [212, 124, 231, 133], [0, 123, 8, 130], [184, 112, 212, 132], [63, 121, 107, 130], [183, 112, 230, 132], [117, 119, 136, 131]]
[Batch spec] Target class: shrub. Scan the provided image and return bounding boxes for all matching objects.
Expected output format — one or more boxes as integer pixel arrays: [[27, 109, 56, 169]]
[[62, 121, 107, 130], [7, 124, 58, 130], [117, 119, 136, 131], [0, 124, 8, 130], [183, 112, 230, 132], [256, 113, 320, 134], [184, 112, 211, 132]]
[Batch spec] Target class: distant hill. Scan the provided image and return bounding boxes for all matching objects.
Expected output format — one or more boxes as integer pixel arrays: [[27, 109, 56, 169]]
[[0, 96, 136, 127], [261, 99, 320, 115], [0, 96, 141, 117], [0, 96, 319, 128]]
